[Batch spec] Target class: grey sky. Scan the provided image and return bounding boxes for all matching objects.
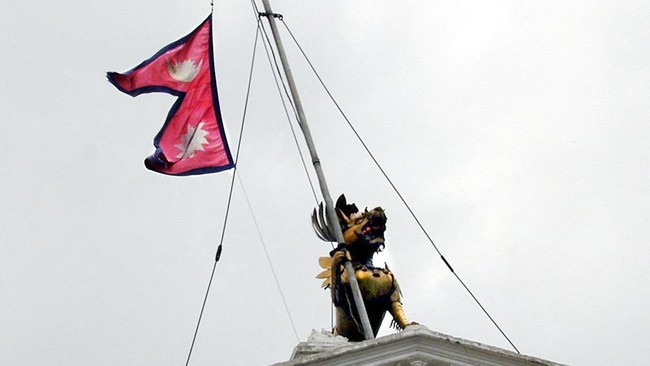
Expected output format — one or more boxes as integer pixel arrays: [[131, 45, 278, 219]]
[[2, 1, 649, 365]]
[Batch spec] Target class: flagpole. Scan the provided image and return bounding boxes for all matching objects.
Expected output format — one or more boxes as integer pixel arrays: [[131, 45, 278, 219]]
[[260, 0, 375, 341]]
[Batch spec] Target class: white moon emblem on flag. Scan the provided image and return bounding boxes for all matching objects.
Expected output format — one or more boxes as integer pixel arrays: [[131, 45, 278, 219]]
[[175, 122, 210, 159], [167, 59, 202, 82]]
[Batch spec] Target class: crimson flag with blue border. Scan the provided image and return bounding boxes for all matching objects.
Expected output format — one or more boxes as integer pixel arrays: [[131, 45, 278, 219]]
[[107, 15, 234, 176]]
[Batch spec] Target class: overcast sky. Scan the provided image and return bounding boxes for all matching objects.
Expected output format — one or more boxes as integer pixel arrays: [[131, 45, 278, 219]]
[[2, 1, 649, 365]]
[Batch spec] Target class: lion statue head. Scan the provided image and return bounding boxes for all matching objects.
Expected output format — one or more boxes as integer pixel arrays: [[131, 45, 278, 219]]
[[312, 194, 387, 265]]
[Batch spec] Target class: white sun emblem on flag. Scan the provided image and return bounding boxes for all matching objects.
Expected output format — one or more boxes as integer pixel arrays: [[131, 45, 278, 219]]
[[167, 59, 203, 82], [175, 122, 210, 159]]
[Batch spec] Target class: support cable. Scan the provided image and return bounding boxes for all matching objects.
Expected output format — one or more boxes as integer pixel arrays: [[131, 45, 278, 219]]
[[250, 0, 320, 206], [250, 1, 336, 329], [184, 25, 260, 366], [251, 0, 335, 328], [236, 172, 300, 341], [280, 19, 521, 354]]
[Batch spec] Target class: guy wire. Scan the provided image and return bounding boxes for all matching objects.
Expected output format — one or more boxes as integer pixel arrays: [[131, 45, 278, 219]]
[[280, 18, 521, 354], [252, 0, 336, 329], [252, 0, 338, 329], [236, 171, 300, 341], [184, 23, 260, 366], [252, 2, 321, 207]]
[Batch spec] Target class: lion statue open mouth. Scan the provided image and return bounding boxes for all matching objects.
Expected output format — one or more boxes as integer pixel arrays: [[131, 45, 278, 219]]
[[312, 194, 417, 341]]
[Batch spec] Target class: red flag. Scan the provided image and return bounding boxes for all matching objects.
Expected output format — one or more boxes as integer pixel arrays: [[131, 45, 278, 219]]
[[107, 15, 234, 176]]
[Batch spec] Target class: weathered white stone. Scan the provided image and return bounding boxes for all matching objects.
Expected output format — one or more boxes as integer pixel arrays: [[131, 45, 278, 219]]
[[289, 329, 349, 360], [306, 329, 349, 345]]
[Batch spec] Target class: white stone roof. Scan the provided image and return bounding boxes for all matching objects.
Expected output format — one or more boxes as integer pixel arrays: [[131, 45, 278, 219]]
[[272, 326, 568, 366]]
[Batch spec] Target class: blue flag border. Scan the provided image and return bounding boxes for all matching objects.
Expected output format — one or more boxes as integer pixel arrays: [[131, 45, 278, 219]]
[[107, 14, 235, 176]]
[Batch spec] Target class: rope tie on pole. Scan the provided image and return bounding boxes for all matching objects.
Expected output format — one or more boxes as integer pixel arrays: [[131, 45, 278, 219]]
[[258, 11, 283, 20]]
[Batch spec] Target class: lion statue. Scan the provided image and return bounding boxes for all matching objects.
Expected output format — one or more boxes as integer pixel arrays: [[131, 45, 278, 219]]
[[312, 194, 417, 341]]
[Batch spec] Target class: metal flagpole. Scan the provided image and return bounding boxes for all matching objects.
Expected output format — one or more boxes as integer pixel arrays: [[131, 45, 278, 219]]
[[260, 0, 375, 341]]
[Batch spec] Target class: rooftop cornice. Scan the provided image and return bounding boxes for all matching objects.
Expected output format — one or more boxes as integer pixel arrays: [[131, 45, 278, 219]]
[[273, 326, 568, 366]]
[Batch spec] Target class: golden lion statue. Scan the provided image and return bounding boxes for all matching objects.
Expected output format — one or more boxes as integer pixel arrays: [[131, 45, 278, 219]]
[[312, 194, 417, 341]]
